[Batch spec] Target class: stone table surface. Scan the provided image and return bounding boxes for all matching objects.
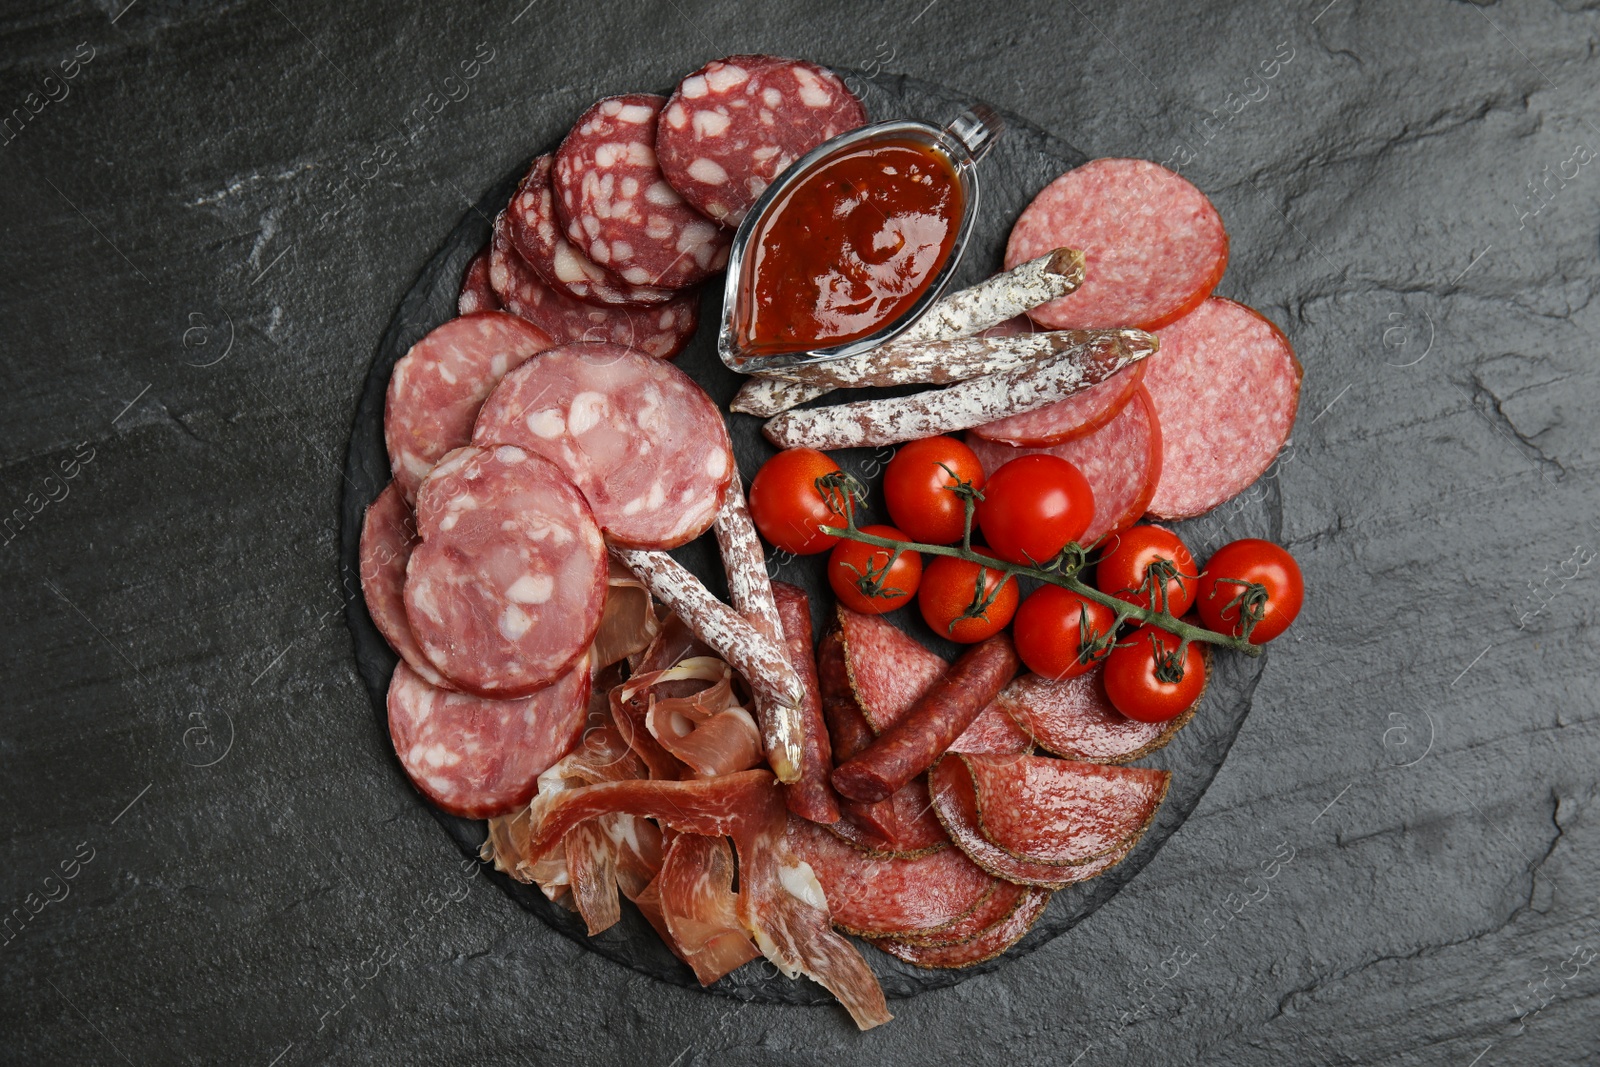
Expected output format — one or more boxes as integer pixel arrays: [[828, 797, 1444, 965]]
[[2, 1, 1598, 1064]]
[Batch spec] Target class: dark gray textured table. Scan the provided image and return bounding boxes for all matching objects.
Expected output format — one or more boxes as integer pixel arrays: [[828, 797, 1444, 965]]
[[3, 2, 1598, 1063]]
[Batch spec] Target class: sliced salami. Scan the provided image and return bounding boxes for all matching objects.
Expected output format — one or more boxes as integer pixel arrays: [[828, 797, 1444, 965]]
[[457, 246, 499, 315], [875, 886, 1051, 968], [657, 55, 867, 227], [386, 657, 589, 819], [404, 445, 607, 697], [488, 224, 699, 359], [1006, 158, 1228, 331], [996, 668, 1194, 763], [383, 311, 555, 503], [784, 817, 995, 939], [963, 754, 1169, 866], [836, 607, 947, 734], [929, 756, 1142, 888], [968, 385, 1162, 544], [948, 702, 1033, 756], [827, 777, 950, 859], [876, 878, 1029, 948], [969, 363, 1145, 447], [359, 481, 452, 690], [553, 94, 730, 289], [1144, 297, 1301, 519], [472, 342, 733, 549], [506, 155, 676, 307]]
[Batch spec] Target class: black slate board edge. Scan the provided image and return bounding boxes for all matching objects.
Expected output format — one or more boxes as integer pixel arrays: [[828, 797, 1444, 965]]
[[338, 67, 1282, 1006]]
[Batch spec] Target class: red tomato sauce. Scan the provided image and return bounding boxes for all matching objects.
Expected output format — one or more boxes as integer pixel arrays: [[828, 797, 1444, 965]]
[[739, 139, 961, 352]]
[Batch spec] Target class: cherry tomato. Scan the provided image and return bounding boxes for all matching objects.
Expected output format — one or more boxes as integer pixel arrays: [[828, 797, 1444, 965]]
[[748, 448, 851, 555], [828, 525, 923, 615], [975, 454, 1095, 565], [882, 436, 985, 544], [1196, 539, 1304, 644], [1096, 524, 1200, 615], [917, 550, 1019, 643], [1102, 626, 1206, 723], [1012, 586, 1118, 680]]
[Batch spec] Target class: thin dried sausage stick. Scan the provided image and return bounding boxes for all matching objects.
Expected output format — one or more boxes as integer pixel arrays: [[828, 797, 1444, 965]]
[[612, 547, 805, 784], [831, 634, 1019, 804], [767, 327, 1134, 391], [761, 329, 1157, 450]]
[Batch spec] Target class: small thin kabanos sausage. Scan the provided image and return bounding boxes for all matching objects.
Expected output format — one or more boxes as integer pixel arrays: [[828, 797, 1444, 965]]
[[832, 634, 1019, 804], [762, 328, 1158, 451], [612, 547, 806, 784], [728, 248, 1084, 416]]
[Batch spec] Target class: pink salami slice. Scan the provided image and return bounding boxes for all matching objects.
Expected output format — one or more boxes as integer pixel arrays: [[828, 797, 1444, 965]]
[[948, 702, 1033, 756], [404, 445, 607, 698], [657, 55, 867, 227], [1144, 298, 1301, 519], [969, 363, 1145, 447], [929, 756, 1142, 888], [359, 482, 452, 690], [472, 342, 733, 550], [384, 312, 555, 503], [552, 94, 731, 289], [488, 223, 699, 359], [875, 886, 1051, 968], [386, 657, 589, 818], [457, 246, 499, 315], [967, 385, 1162, 544], [996, 668, 1194, 763], [964, 753, 1169, 867], [1006, 158, 1228, 331], [505, 155, 676, 307], [785, 816, 996, 939]]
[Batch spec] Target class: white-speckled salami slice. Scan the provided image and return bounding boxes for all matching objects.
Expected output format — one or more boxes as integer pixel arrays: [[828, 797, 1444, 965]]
[[1143, 298, 1301, 519], [456, 246, 499, 315], [386, 657, 589, 818], [657, 54, 866, 227], [488, 222, 699, 359], [404, 444, 607, 698], [383, 312, 555, 503], [552, 94, 730, 289], [359, 481, 453, 690], [506, 154, 677, 307], [1006, 158, 1228, 331], [968, 385, 1163, 543], [472, 342, 733, 550]]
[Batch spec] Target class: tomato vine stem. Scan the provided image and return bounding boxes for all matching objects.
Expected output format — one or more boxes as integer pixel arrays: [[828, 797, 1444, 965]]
[[816, 522, 1263, 657]]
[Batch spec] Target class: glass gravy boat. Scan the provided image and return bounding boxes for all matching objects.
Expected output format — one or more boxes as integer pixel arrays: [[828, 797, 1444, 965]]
[[717, 105, 1004, 375]]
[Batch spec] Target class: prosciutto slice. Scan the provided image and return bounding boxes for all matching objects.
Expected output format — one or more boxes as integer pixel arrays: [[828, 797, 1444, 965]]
[[525, 771, 891, 1029], [638, 658, 763, 778], [656, 833, 761, 985]]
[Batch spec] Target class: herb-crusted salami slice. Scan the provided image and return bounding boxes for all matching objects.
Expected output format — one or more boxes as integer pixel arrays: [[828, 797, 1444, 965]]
[[472, 342, 733, 550], [488, 223, 699, 359], [359, 481, 452, 690], [404, 445, 607, 698], [383, 312, 555, 503], [657, 55, 867, 227], [1006, 158, 1228, 331], [964, 753, 1170, 867], [457, 246, 499, 315], [553, 93, 730, 289], [784, 817, 995, 939], [1144, 297, 1301, 519], [874, 885, 1051, 968], [386, 657, 589, 818], [506, 155, 677, 307], [995, 668, 1195, 763], [967, 384, 1163, 543]]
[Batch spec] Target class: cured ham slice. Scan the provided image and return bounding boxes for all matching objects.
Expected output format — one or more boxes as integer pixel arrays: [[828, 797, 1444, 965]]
[[996, 668, 1193, 763], [656, 833, 761, 985], [784, 817, 996, 939], [590, 560, 659, 672], [525, 771, 891, 1029], [639, 658, 764, 778]]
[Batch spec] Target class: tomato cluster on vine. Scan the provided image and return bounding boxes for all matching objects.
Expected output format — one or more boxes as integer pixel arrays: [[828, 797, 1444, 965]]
[[747, 436, 1305, 725]]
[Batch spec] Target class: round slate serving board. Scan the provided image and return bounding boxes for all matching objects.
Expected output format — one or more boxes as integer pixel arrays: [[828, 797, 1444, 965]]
[[339, 70, 1281, 1005]]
